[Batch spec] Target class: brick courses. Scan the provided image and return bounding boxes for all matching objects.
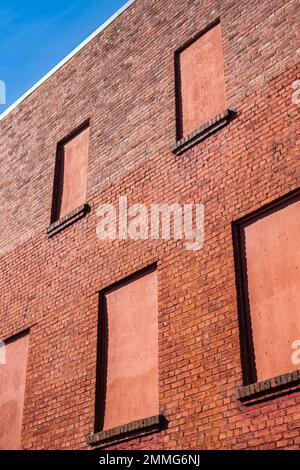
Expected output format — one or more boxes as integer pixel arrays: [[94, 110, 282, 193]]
[[0, 0, 299, 450]]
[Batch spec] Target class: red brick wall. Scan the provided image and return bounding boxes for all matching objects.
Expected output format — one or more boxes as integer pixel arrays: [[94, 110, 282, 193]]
[[0, 0, 299, 450]]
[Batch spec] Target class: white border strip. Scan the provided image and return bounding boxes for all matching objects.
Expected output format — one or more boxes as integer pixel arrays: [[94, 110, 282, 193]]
[[0, 0, 135, 121]]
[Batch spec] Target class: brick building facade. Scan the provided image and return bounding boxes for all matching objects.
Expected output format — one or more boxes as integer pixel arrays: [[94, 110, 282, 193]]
[[0, 0, 299, 450]]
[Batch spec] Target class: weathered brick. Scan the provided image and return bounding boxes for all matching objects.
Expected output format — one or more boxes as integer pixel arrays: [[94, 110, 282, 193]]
[[0, 0, 299, 451]]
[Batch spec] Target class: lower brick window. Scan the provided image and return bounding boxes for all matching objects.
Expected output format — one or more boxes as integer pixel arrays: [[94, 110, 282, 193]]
[[88, 265, 162, 446], [0, 330, 29, 450], [233, 191, 300, 401]]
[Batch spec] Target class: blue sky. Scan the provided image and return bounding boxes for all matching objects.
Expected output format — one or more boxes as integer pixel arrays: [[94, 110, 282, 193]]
[[0, 0, 129, 112]]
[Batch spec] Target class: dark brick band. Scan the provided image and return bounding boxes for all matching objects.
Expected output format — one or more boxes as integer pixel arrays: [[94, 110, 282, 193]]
[[237, 370, 300, 402], [87, 415, 164, 447], [47, 204, 90, 238], [171, 108, 236, 155]]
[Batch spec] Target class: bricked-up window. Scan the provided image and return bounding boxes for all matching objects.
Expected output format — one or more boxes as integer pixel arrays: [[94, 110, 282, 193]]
[[51, 124, 89, 222], [176, 21, 227, 139], [234, 193, 300, 385], [0, 331, 29, 450], [95, 266, 159, 433]]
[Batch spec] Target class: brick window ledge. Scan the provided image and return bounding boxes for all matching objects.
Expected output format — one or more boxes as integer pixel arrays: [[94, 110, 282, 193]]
[[87, 415, 166, 448], [237, 370, 300, 403], [47, 203, 90, 238], [171, 108, 236, 156]]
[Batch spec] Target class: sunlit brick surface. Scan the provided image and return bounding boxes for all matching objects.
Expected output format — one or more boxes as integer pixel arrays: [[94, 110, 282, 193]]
[[0, 0, 299, 450]]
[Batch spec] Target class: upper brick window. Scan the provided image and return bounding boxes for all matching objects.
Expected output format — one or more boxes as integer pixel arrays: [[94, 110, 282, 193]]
[[176, 21, 227, 140], [51, 124, 90, 222], [0, 331, 29, 450], [92, 266, 159, 444], [234, 193, 300, 388]]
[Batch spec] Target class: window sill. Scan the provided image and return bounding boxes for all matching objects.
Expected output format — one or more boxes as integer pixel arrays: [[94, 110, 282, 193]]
[[87, 415, 166, 448], [171, 108, 236, 156], [47, 203, 90, 238], [237, 370, 300, 404]]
